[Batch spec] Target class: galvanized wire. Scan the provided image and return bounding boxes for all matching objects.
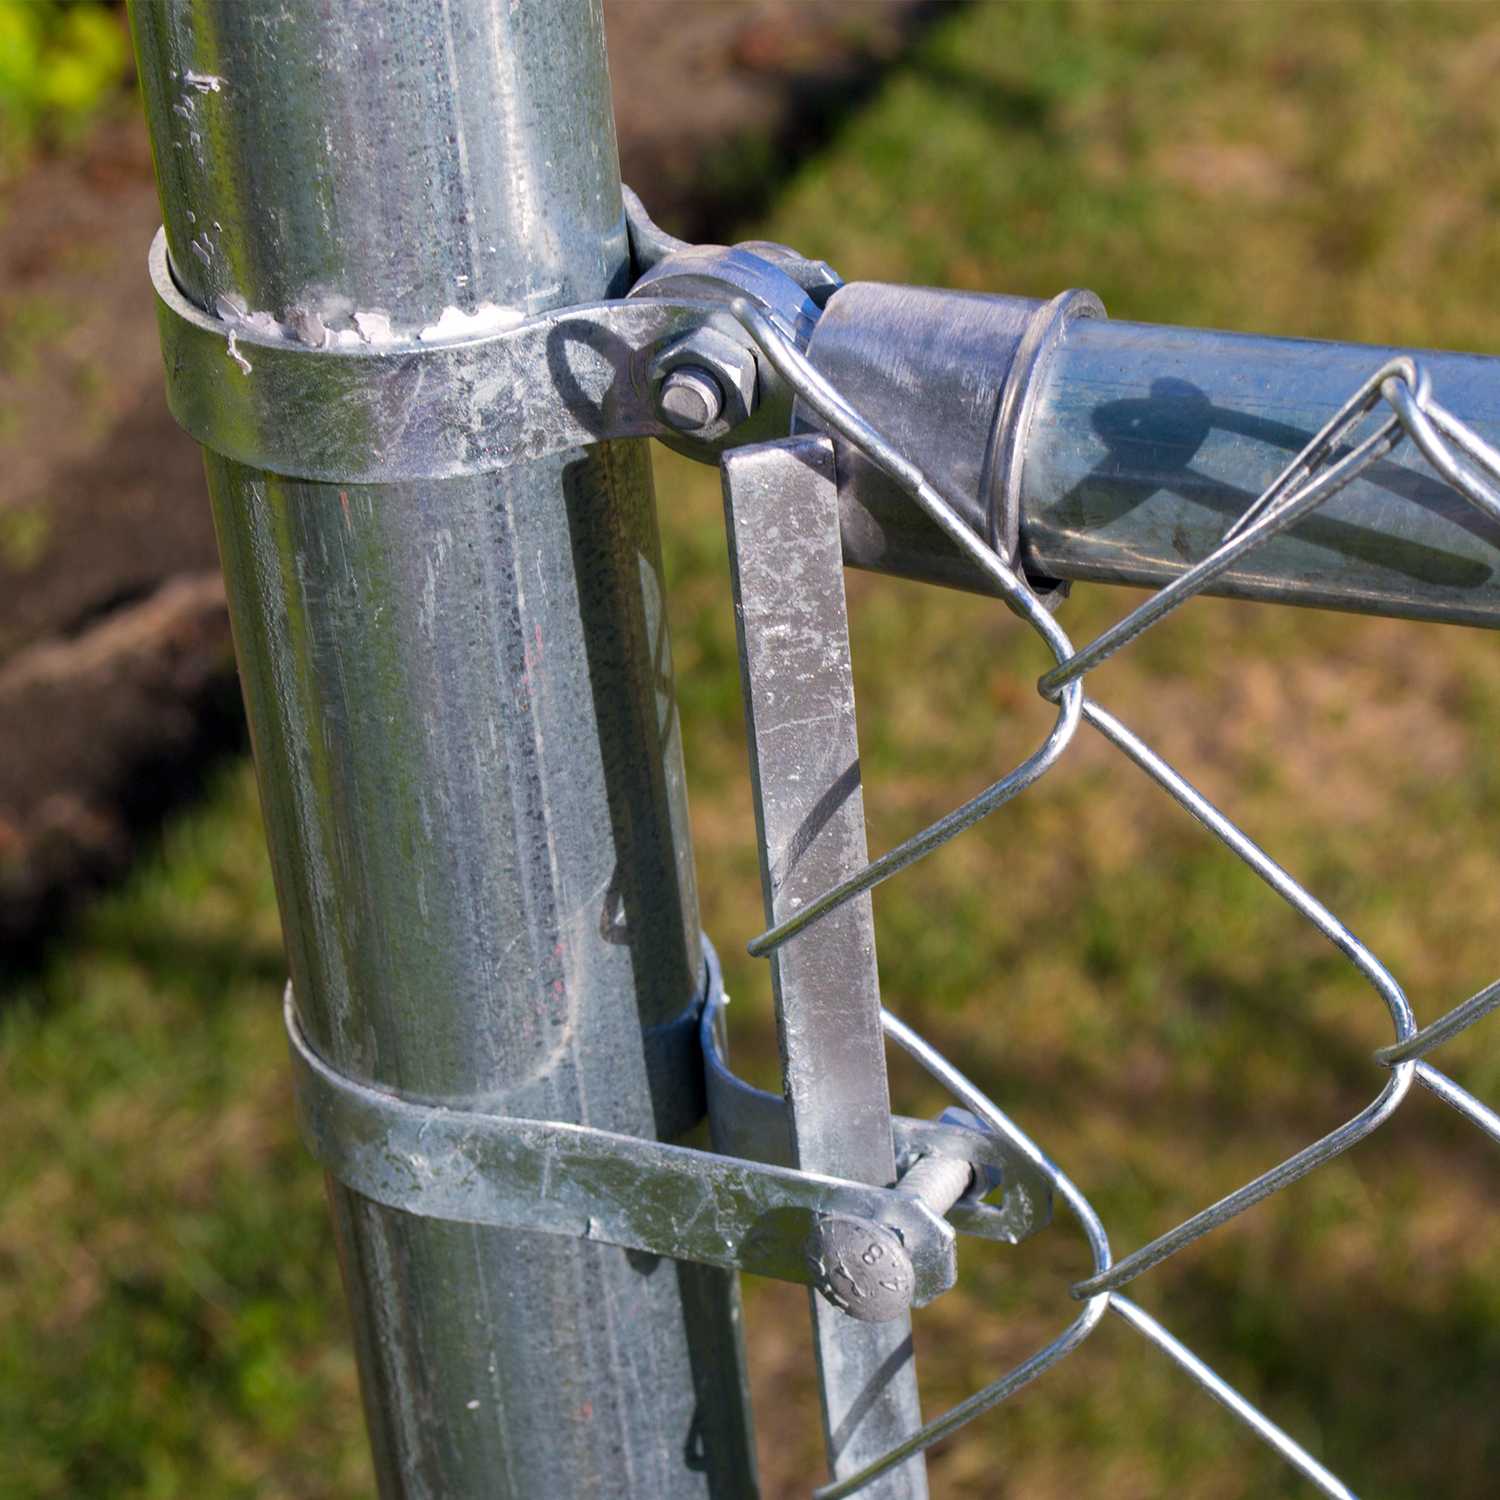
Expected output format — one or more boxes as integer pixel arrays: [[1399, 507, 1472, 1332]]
[[727, 302, 1500, 1498]]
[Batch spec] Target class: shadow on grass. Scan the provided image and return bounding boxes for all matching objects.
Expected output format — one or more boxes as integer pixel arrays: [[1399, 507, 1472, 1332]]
[[661, 2, 960, 243]]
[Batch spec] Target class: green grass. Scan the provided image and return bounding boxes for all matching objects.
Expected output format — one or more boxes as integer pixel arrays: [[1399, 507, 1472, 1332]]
[[8, 3, 1500, 1497], [0, 1, 131, 180], [1, 767, 369, 1500]]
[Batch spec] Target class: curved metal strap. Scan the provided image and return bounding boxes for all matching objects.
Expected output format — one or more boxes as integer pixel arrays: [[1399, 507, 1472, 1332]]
[[283, 979, 959, 1309], [151, 228, 736, 483]]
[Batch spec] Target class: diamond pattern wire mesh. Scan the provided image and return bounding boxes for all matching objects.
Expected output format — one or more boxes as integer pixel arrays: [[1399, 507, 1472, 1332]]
[[725, 298, 1500, 1499]]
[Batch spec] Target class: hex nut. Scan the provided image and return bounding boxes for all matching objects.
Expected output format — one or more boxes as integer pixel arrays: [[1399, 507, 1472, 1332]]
[[650, 327, 758, 442]]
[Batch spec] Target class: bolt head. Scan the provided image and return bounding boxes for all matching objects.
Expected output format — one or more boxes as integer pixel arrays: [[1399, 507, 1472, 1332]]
[[658, 367, 725, 433], [805, 1215, 914, 1323]]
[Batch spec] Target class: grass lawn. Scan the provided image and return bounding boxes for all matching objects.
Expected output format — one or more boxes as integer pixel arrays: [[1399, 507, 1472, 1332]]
[[7, 3, 1500, 1497]]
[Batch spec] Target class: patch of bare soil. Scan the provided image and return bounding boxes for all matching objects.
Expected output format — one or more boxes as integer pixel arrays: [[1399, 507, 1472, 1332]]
[[0, 1, 942, 953]]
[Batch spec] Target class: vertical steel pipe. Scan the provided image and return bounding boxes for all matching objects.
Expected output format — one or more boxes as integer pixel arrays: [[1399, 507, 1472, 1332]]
[[129, 3, 756, 1495]]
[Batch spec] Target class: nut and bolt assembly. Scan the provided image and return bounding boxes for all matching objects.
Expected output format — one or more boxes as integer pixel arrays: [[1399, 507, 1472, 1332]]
[[658, 366, 726, 432], [650, 326, 759, 440], [805, 1118, 991, 1326]]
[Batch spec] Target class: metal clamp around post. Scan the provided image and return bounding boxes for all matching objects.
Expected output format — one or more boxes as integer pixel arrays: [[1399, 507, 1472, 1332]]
[[285, 946, 965, 1318], [150, 228, 761, 484], [151, 186, 836, 485]]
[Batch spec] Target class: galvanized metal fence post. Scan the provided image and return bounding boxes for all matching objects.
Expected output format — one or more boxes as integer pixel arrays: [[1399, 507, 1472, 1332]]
[[128, 3, 756, 1495]]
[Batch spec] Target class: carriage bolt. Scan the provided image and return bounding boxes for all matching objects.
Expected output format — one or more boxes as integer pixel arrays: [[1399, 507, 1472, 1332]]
[[649, 326, 758, 441], [805, 1214, 916, 1324], [806, 1138, 978, 1324]]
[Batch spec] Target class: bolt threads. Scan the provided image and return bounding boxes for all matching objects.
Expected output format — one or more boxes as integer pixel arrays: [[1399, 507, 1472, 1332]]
[[897, 1153, 974, 1218]]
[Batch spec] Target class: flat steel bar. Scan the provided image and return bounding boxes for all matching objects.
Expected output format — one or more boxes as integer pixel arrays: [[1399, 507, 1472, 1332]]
[[722, 436, 927, 1496], [809, 283, 1500, 627], [128, 3, 754, 1496]]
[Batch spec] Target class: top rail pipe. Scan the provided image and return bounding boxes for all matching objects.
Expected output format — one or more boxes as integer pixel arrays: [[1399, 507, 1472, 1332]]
[[1029, 319, 1500, 623], [811, 283, 1500, 627]]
